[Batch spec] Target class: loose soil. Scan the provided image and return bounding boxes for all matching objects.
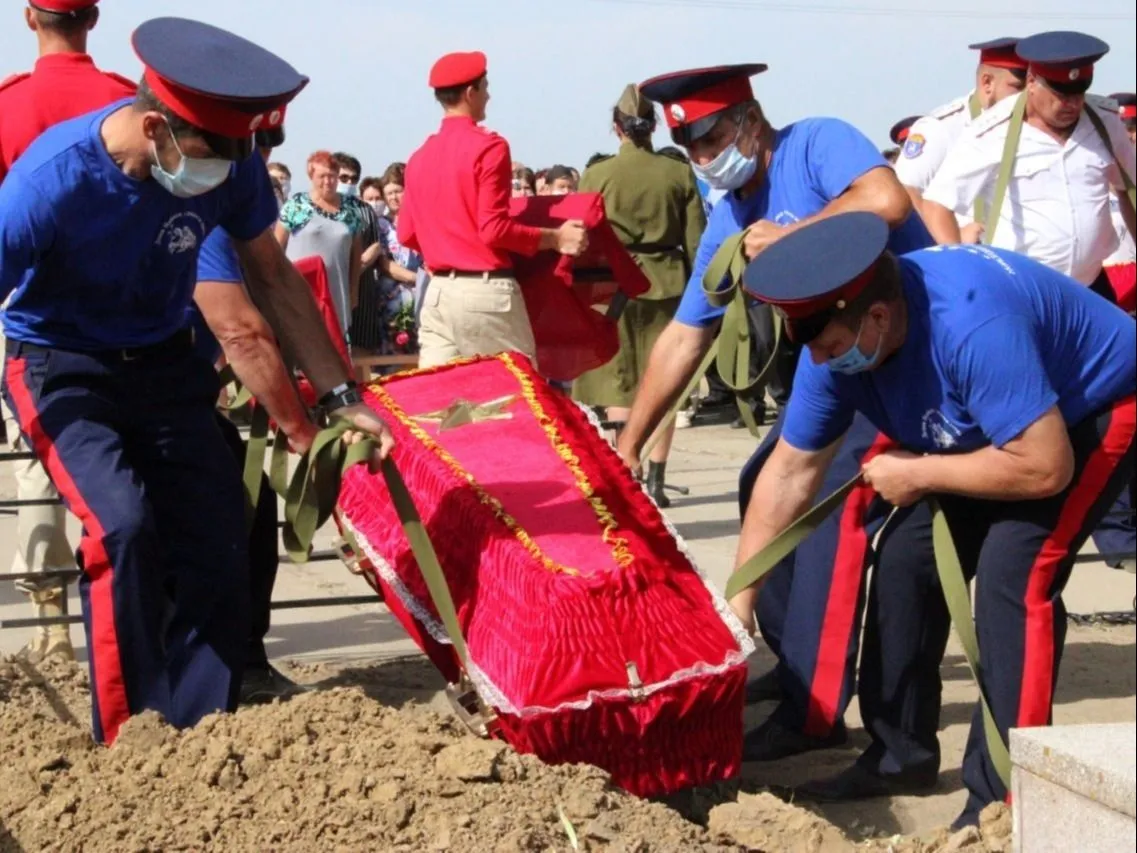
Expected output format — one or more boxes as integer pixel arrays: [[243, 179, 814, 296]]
[[0, 655, 1013, 853]]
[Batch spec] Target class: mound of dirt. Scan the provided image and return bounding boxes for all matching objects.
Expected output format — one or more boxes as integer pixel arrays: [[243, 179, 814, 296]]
[[0, 656, 1012, 852]]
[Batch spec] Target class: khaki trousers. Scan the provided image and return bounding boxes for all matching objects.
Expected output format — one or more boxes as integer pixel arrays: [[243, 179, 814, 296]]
[[417, 273, 537, 369], [0, 330, 77, 596]]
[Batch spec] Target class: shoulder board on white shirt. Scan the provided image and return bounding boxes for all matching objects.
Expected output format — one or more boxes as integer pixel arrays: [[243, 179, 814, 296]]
[[929, 96, 969, 121], [1085, 93, 1120, 115], [971, 95, 1017, 138]]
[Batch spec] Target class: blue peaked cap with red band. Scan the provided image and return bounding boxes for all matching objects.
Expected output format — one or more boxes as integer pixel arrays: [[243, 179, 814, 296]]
[[741, 212, 891, 343], [639, 63, 767, 146], [132, 17, 308, 140], [1016, 31, 1109, 88]]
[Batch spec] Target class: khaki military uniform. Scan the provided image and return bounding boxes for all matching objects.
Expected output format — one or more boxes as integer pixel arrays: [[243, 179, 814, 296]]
[[572, 143, 706, 406]]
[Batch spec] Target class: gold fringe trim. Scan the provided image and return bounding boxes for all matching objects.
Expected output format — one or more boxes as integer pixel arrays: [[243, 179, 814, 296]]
[[366, 353, 633, 575]]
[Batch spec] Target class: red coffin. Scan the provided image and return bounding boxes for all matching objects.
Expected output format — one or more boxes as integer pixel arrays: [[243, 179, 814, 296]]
[[508, 193, 651, 382], [334, 354, 751, 796]]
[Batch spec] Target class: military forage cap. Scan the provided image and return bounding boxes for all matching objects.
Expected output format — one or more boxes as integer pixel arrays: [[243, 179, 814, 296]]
[[616, 83, 654, 120]]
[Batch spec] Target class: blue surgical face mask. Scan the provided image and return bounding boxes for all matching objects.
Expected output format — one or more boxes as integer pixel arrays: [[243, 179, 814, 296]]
[[826, 317, 884, 375], [338, 182, 359, 198], [150, 121, 232, 198], [692, 123, 758, 191]]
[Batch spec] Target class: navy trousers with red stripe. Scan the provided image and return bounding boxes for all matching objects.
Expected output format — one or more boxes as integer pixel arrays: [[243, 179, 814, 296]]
[[858, 396, 1137, 826], [2, 344, 250, 744], [739, 412, 934, 736], [215, 413, 279, 669]]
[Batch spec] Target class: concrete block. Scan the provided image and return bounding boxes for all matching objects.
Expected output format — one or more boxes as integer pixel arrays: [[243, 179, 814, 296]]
[[1010, 723, 1136, 853]]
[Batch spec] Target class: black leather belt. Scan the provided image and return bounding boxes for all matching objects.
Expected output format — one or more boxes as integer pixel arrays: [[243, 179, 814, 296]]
[[5, 327, 197, 362], [432, 268, 514, 278]]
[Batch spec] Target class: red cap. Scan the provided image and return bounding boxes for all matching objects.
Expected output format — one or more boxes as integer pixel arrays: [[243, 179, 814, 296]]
[[977, 46, 1027, 70], [1029, 62, 1095, 84], [142, 68, 289, 137], [30, 0, 99, 11], [429, 51, 487, 89], [1121, 105, 1137, 121]]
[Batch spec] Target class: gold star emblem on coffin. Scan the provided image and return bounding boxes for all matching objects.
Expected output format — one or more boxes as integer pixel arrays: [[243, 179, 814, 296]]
[[411, 394, 521, 431]]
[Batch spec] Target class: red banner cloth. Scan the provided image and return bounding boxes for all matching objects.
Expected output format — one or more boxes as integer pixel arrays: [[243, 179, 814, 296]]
[[1104, 262, 1136, 313], [290, 255, 352, 407], [508, 193, 651, 382], [334, 354, 751, 796]]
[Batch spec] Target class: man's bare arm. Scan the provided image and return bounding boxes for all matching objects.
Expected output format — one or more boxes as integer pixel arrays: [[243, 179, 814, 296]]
[[908, 407, 1073, 501], [616, 320, 717, 473], [235, 227, 396, 462], [194, 280, 317, 451], [920, 200, 964, 244], [235, 227, 353, 397]]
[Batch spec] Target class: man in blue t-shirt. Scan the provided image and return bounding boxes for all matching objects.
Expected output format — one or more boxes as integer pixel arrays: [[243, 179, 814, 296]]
[[736, 212, 1136, 830], [191, 122, 319, 705], [616, 62, 936, 762], [0, 19, 394, 746]]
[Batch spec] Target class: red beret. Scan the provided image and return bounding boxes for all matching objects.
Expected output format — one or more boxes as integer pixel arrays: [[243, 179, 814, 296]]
[[30, 0, 99, 11], [429, 51, 487, 89]]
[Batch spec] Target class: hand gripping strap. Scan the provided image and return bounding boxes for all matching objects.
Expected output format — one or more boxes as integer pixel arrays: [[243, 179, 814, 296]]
[[722, 478, 1012, 788], [281, 421, 468, 667], [642, 228, 785, 457]]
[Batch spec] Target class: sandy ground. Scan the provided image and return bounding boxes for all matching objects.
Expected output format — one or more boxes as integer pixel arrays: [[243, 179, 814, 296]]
[[1, 411, 1133, 851]]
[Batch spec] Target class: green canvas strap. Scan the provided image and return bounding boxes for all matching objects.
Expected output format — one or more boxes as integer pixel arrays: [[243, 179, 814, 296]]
[[967, 92, 988, 226], [242, 404, 271, 529], [982, 93, 1027, 246], [215, 364, 267, 530], [279, 419, 468, 666], [725, 473, 863, 600], [704, 230, 784, 437], [1083, 105, 1136, 210], [929, 498, 1011, 788], [722, 475, 1012, 790], [218, 364, 253, 410], [967, 91, 982, 121]]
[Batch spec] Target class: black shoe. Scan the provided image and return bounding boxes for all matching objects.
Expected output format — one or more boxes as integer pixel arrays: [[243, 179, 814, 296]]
[[793, 763, 938, 803], [700, 390, 734, 410], [744, 668, 783, 705], [741, 717, 848, 762], [239, 663, 310, 706], [646, 461, 671, 509]]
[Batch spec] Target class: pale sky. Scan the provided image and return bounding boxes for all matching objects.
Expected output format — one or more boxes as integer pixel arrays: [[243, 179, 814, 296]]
[[4, 0, 1134, 178]]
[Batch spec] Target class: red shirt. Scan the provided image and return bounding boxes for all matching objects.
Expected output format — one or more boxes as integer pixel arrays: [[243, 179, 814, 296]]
[[0, 52, 136, 183], [398, 116, 543, 271]]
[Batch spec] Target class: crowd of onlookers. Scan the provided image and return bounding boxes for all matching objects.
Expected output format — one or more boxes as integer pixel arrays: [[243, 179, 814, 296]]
[[264, 152, 609, 358]]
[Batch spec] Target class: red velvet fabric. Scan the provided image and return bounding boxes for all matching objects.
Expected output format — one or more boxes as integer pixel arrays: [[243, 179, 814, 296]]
[[335, 354, 747, 795], [508, 193, 651, 382], [1105, 262, 1136, 313], [291, 255, 352, 407]]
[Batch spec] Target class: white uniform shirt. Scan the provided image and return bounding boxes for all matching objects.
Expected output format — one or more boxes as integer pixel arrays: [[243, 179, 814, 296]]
[[925, 95, 1136, 285], [1104, 194, 1136, 265], [894, 92, 976, 192]]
